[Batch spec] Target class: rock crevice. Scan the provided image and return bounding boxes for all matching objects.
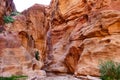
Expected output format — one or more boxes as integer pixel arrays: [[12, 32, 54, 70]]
[[0, 0, 120, 78]]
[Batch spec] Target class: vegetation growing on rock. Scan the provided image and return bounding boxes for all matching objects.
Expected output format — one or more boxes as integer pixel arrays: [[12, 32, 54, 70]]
[[99, 60, 120, 80], [35, 51, 40, 61], [3, 11, 20, 23], [3, 15, 14, 23]]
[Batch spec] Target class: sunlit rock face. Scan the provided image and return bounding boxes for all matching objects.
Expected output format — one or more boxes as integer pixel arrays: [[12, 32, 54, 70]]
[[0, 2, 47, 77], [45, 0, 120, 76], [8, 4, 47, 61], [0, 0, 120, 78]]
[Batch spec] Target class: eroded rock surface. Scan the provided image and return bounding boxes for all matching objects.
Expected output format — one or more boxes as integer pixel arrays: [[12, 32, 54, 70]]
[[0, 0, 120, 78], [0, 2, 47, 78], [45, 0, 120, 76]]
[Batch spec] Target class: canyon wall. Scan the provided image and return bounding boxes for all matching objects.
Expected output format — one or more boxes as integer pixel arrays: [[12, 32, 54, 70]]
[[0, 1, 46, 78], [46, 0, 120, 76], [0, 0, 120, 78]]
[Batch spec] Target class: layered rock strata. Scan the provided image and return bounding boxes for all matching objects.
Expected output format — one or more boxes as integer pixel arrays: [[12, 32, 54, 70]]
[[0, 0, 120, 78]]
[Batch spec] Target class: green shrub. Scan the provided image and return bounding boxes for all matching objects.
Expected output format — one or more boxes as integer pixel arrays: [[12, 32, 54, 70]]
[[0, 75, 27, 80], [35, 51, 40, 61], [99, 60, 120, 80], [3, 11, 20, 24], [3, 16, 14, 23]]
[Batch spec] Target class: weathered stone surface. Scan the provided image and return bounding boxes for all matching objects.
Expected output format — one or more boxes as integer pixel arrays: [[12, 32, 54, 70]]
[[45, 0, 120, 76], [5, 4, 47, 63], [0, 4, 47, 77], [25, 70, 46, 80], [0, 0, 120, 78], [75, 10, 120, 76], [39, 75, 81, 80], [9, 4, 47, 59], [0, 32, 44, 77]]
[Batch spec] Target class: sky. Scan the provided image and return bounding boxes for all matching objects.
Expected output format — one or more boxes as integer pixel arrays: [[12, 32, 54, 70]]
[[13, 0, 51, 12]]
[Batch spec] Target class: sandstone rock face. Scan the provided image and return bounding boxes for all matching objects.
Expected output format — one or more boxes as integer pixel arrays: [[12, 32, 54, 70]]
[[0, 32, 44, 77], [0, 0, 120, 78], [0, 3, 47, 77], [8, 4, 47, 60], [45, 0, 120, 76], [75, 10, 120, 76]]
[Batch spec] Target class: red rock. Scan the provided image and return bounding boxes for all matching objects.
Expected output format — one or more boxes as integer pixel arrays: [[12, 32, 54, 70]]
[[0, 0, 120, 77], [46, 0, 120, 76]]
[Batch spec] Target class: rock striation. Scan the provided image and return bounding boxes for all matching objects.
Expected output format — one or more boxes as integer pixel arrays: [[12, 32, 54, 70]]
[[46, 0, 120, 76], [0, 0, 120, 78], [0, 2, 46, 78]]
